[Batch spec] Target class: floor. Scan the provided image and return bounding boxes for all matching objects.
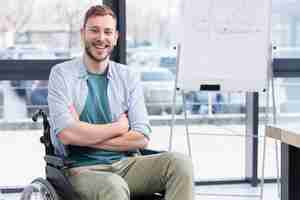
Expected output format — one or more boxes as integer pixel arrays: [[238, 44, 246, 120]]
[[1, 183, 279, 200], [195, 183, 279, 199]]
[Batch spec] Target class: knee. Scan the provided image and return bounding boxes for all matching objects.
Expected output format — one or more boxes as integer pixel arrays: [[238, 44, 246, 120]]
[[70, 172, 130, 200], [97, 174, 130, 199], [102, 174, 130, 193], [166, 152, 194, 180]]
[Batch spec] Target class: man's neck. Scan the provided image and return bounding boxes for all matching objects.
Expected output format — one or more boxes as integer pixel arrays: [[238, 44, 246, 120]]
[[83, 54, 109, 74]]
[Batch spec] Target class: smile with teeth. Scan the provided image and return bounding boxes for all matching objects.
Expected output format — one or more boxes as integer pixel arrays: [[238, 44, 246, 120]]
[[94, 44, 108, 50]]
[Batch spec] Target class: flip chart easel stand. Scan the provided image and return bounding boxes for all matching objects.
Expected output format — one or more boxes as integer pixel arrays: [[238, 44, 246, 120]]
[[168, 44, 277, 200]]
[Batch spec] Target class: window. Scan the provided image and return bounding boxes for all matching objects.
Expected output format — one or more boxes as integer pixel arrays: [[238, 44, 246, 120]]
[[260, 0, 300, 179], [126, 0, 249, 182], [0, 0, 103, 187], [141, 70, 174, 82], [272, 0, 300, 56], [0, 0, 104, 61]]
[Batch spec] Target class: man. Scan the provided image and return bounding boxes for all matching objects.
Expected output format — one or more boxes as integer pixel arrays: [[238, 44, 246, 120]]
[[48, 5, 194, 200]]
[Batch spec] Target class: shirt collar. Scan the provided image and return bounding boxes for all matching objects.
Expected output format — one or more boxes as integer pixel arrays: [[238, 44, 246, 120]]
[[77, 56, 113, 80]]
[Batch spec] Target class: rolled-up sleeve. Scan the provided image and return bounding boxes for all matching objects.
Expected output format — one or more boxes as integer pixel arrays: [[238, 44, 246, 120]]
[[127, 70, 152, 139], [48, 66, 75, 138]]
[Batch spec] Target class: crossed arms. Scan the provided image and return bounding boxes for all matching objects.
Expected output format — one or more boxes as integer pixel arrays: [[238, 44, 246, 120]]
[[58, 111, 149, 151]]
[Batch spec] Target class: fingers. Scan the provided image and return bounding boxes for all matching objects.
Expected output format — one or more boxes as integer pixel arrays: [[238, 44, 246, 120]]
[[117, 112, 129, 133], [119, 111, 128, 119]]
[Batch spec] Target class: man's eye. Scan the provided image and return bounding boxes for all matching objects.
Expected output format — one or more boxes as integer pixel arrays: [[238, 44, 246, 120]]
[[89, 29, 98, 33]]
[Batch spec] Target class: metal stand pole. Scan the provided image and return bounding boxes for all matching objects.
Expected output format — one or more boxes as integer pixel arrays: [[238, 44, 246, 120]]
[[169, 44, 181, 152], [260, 45, 279, 200], [182, 90, 193, 158]]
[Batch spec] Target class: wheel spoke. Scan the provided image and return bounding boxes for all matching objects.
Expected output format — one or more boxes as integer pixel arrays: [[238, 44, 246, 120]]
[[21, 178, 59, 200]]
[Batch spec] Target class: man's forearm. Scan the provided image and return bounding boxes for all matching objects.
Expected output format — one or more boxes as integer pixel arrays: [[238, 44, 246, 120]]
[[58, 120, 125, 146], [89, 131, 149, 151]]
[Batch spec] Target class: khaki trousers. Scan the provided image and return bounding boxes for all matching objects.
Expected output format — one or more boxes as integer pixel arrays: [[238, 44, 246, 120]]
[[67, 152, 194, 200]]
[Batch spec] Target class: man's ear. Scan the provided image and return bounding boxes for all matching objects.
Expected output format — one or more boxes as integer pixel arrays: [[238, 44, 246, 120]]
[[80, 28, 84, 40], [80, 28, 85, 47], [114, 31, 119, 46]]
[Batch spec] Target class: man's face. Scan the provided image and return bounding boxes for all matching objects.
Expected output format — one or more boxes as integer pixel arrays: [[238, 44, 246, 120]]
[[81, 15, 118, 63]]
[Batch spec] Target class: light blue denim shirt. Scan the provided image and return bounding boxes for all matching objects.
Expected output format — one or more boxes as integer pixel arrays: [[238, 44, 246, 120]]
[[48, 57, 151, 157]]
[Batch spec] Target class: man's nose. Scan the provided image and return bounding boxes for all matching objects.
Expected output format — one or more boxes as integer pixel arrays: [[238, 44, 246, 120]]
[[96, 32, 105, 41]]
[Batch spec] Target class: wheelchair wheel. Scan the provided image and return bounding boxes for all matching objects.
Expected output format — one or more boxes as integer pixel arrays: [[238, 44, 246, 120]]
[[20, 177, 59, 200]]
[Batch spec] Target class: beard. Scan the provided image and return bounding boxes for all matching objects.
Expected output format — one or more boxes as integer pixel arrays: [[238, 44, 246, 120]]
[[84, 41, 114, 63]]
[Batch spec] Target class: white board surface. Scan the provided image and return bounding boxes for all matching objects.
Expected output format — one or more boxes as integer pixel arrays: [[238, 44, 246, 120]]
[[178, 0, 271, 92]]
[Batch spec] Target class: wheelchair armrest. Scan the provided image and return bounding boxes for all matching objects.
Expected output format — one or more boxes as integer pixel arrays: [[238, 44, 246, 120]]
[[125, 149, 164, 157], [44, 155, 75, 168], [139, 149, 164, 155]]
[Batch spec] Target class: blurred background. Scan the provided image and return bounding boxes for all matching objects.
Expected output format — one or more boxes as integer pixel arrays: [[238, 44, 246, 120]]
[[0, 0, 300, 196]]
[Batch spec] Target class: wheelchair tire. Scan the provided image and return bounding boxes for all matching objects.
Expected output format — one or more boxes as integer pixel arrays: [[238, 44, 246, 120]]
[[20, 177, 60, 200]]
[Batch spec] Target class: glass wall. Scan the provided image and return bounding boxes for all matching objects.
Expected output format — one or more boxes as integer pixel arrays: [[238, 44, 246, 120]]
[[126, 0, 249, 181], [272, 0, 300, 51], [0, 0, 104, 59], [126, 0, 300, 182], [0, 0, 102, 187], [257, 0, 300, 179], [271, 0, 300, 117]]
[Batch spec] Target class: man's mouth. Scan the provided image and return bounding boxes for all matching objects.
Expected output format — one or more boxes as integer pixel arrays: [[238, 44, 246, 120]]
[[93, 43, 109, 50]]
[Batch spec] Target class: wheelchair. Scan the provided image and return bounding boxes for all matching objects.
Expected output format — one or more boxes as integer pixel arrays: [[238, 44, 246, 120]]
[[20, 109, 164, 200]]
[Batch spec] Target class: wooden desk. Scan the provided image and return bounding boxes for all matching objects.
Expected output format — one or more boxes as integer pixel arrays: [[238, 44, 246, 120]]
[[266, 125, 300, 200]]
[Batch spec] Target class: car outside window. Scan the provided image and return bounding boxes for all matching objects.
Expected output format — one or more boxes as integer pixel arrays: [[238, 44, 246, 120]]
[[141, 71, 174, 82]]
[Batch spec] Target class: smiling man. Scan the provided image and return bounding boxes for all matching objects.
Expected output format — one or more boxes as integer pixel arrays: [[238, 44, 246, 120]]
[[48, 5, 194, 200]]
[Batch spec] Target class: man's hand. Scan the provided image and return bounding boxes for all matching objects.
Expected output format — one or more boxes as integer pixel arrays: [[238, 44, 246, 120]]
[[114, 113, 129, 134]]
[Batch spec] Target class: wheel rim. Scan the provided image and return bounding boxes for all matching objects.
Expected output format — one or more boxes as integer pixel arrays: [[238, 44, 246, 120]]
[[21, 180, 57, 200], [31, 181, 56, 200]]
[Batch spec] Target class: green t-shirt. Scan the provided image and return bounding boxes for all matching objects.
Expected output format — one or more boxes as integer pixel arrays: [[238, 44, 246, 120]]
[[68, 71, 126, 167]]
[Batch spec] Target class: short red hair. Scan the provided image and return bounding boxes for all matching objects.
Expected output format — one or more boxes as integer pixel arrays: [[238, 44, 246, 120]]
[[83, 5, 117, 28]]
